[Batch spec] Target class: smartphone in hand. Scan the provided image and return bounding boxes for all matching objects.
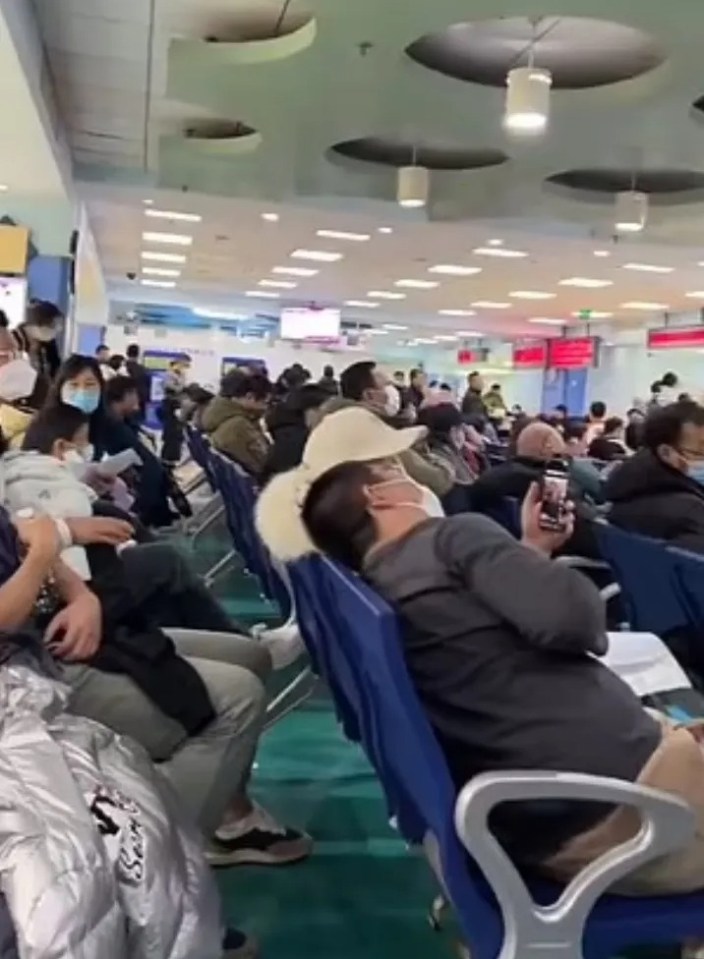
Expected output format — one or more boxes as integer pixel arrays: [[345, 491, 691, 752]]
[[539, 462, 570, 533]]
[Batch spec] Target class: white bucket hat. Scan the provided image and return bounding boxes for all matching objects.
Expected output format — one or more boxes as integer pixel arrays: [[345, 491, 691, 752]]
[[256, 406, 426, 560]]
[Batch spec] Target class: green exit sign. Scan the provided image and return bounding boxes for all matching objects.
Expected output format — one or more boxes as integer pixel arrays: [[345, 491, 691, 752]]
[[578, 309, 592, 320]]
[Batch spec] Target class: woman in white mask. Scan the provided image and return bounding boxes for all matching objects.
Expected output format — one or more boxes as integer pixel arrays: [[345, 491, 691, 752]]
[[0, 315, 40, 449]]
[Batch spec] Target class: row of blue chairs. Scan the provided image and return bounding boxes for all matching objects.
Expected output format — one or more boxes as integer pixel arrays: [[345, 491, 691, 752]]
[[184, 426, 704, 959]]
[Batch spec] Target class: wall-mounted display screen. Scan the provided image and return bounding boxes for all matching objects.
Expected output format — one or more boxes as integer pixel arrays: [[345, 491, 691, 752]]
[[548, 336, 600, 369], [457, 348, 489, 365], [513, 342, 547, 369], [647, 327, 704, 350], [280, 307, 341, 340]]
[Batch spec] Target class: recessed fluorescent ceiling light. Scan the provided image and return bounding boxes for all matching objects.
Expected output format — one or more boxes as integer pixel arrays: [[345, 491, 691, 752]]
[[528, 317, 565, 326], [428, 264, 482, 276], [383, 323, 408, 330], [262, 212, 279, 222], [559, 277, 613, 288], [272, 266, 318, 277], [143, 198, 153, 206], [510, 290, 556, 300], [571, 310, 612, 319], [291, 249, 343, 262], [472, 300, 510, 309], [685, 291, 704, 298], [193, 308, 247, 320], [378, 227, 393, 234], [434, 334, 459, 341], [368, 290, 406, 300], [0, 185, 8, 192], [140, 279, 176, 288], [593, 250, 611, 257], [621, 301, 669, 310], [141, 267, 181, 277], [473, 247, 527, 259], [394, 279, 439, 289], [458, 330, 482, 336], [145, 209, 202, 223], [414, 337, 436, 345], [259, 279, 297, 289], [141, 231, 193, 246], [488, 239, 503, 246], [345, 300, 378, 308], [438, 309, 476, 316], [245, 290, 279, 298], [140, 251, 187, 263], [316, 229, 370, 242], [622, 262, 674, 274]]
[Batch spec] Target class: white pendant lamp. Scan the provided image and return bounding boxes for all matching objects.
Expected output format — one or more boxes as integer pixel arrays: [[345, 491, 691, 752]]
[[397, 163, 429, 208], [615, 190, 648, 233], [504, 66, 552, 134]]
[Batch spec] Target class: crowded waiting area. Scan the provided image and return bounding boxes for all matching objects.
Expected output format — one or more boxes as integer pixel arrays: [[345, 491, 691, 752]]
[[4, 1, 704, 958]]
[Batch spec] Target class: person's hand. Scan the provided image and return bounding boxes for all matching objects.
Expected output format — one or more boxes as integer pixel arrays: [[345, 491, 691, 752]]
[[84, 467, 116, 497], [13, 515, 61, 562], [44, 591, 102, 662], [520, 481, 575, 556], [65, 517, 134, 546]]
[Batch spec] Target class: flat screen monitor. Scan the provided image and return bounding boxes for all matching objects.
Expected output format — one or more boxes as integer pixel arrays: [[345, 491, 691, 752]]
[[280, 307, 341, 341], [0, 276, 27, 329]]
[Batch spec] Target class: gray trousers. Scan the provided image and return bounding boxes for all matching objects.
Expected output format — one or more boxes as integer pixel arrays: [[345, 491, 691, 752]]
[[62, 630, 272, 837]]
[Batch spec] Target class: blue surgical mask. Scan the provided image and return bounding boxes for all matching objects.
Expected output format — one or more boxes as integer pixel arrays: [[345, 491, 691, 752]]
[[61, 385, 100, 415], [687, 462, 704, 487]]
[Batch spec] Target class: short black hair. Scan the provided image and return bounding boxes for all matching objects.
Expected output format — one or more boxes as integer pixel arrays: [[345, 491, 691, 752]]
[[221, 369, 249, 397], [108, 354, 125, 371], [289, 383, 330, 415], [643, 401, 704, 451], [604, 416, 624, 434], [105, 375, 139, 405], [225, 371, 272, 401], [590, 401, 606, 419], [126, 344, 140, 359], [26, 300, 61, 327], [417, 403, 463, 439], [563, 420, 588, 443], [322, 364, 334, 378], [22, 403, 88, 454], [340, 361, 376, 401], [409, 368, 423, 381], [555, 403, 568, 415], [490, 383, 501, 392], [650, 381, 662, 395], [96, 344, 110, 355], [661, 371, 678, 388], [302, 461, 377, 571]]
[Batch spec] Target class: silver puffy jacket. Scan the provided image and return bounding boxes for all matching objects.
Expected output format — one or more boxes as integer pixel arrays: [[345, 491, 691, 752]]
[[0, 664, 224, 959]]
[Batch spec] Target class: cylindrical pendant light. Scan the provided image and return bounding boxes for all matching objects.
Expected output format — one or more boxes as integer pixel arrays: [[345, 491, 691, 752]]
[[504, 66, 552, 134], [397, 165, 429, 208], [615, 190, 648, 233]]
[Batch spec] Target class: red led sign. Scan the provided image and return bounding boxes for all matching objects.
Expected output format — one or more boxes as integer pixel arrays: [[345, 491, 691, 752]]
[[647, 327, 704, 350], [513, 342, 547, 369], [548, 336, 599, 369]]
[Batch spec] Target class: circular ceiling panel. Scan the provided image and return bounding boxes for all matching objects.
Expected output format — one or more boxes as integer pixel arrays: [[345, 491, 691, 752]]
[[546, 168, 704, 197], [406, 16, 665, 90], [330, 137, 508, 171]]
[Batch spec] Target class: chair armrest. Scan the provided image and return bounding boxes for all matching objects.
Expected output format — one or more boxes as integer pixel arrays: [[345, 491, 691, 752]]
[[454, 770, 694, 959], [554, 556, 611, 571]]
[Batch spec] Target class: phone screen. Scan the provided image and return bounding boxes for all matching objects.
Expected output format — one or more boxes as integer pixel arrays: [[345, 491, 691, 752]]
[[539, 468, 569, 532]]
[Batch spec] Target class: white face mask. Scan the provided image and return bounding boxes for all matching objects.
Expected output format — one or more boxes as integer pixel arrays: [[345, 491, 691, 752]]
[[26, 325, 57, 343], [384, 384, 401, 417], [64, 444, 94, 465], [371, 475, 445, 518], [0, 358, 38, 402]]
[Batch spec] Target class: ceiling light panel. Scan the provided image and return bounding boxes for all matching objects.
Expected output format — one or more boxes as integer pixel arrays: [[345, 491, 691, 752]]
[[367, 328, 389, 335], [262, 212, 279, 222], [685, 291, 704, 298], [383, 323, 408, 330], [593, 250, 611, 258], [140, 251, 187, 263], [438, 309, 476, 317], [368, 290, 406, 300], [528, 317, 565, 326], [621, 301, 669, 310], [142, 231, 193, 246], [345, 300, 378, 308], [622, 263, 674, 274], [140, 279, 176, 288], [259, 279, 297, 289], [193, 308, 247, 320], [144, 209, 202, 223], [272, 266, 318, 277], [428, 264, 482, 276], [473, 247, 528, 259], [141, 267, 181, 277], [571, 310, 613, 319], [291, 249, 343, 262], [434, 334, 459, 341], [316, 229, 370, 242], [559, 277, 613, 288], [472, 300, 510, 309], [394, 279, 439, 289], [245, 290, 279, 298], [458, 330, 482, 336], [510, 290, 556, 300]]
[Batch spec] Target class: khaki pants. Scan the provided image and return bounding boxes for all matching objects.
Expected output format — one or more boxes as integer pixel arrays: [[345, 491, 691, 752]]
[[544, 721, 704, 896]]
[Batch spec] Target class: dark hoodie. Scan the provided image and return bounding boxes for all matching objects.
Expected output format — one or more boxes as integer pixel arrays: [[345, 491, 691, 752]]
[[261, 402, 309, 483], [605, 449, 704, 553]]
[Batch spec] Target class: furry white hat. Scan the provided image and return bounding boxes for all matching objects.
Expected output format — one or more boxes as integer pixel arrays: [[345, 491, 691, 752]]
[[256, 406, 425, 561]]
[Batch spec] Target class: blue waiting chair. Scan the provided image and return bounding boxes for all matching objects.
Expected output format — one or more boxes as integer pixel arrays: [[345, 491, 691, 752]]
[[595, 523, 689, 636], [293, 555, 704, 959]]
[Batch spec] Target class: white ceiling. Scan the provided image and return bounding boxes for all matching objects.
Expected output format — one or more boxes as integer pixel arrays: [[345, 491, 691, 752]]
[[30, 0, 704, 341]]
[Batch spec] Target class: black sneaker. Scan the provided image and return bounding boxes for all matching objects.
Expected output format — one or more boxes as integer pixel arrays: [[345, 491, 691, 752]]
[[208, 803, 313, 868], [223, 927, 258, 959]]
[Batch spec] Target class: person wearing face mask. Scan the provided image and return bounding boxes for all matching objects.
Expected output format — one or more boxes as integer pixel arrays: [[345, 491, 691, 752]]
[[255, 409, 704, 896], [417, 403, 477, 514], [46, 354, 105, 452], [261, 383, 330, 484], [605, 401, 704, 552], [0, 313, 41, 448], [11, 299, 62, 405], [314, 361, 453, 498]]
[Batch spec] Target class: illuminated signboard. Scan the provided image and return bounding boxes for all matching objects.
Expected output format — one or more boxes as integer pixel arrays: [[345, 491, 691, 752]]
[[513, 342, 547, 369], [548, 336, 600, 369], [647, 327, 704, 350]]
